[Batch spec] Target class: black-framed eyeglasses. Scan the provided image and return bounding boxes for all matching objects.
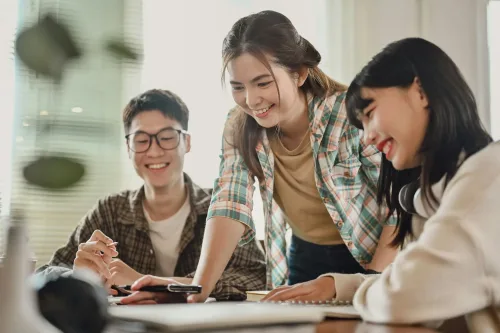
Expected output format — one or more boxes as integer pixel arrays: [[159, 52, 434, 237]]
[[125, 128, 189, 153]]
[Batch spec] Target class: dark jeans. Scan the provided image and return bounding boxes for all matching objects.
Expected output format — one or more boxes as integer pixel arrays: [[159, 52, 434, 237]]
[[287, 234, 366, 285]]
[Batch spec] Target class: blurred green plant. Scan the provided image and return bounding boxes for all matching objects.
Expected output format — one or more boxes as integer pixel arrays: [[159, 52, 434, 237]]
[[15, 12, 140, 190]]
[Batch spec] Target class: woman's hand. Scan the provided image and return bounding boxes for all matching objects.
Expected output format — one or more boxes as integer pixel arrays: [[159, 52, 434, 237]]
[[261, 276, 336, 302], [119, 275, 191, 305]]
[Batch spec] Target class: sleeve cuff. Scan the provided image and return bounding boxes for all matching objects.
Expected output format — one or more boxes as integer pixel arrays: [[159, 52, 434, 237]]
[[319, 273, 368, 302]]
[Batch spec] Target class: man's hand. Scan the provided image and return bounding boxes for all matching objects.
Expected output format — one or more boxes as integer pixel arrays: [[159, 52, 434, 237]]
[[107, 259, 143, 286], [261, 276, 336, 302], [120, 275, 191, 305], [73, 230, 118, 280]]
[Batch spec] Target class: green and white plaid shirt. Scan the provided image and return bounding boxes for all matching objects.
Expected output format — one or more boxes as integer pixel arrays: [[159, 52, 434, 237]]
[[208, 92, 395, 289]]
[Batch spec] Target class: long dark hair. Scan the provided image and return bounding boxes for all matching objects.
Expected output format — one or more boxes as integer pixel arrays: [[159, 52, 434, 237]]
[[346, 37, 492, 247], [221, 10, 346, 180]]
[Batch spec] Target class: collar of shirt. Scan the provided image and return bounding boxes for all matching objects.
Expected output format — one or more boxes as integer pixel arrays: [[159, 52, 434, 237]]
[[117, 173, 211, 254]]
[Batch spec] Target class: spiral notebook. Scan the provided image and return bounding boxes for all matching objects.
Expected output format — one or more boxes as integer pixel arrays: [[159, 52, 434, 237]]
[[245, 290, 360, 319]]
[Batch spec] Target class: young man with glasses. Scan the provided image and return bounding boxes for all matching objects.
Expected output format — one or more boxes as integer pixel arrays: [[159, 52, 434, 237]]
[[37, 89, 266, 300]]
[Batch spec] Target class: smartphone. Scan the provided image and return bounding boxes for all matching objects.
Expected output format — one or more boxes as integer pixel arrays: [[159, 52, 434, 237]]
[[166, 284, 202, 293], [114, 284, 202, 294]]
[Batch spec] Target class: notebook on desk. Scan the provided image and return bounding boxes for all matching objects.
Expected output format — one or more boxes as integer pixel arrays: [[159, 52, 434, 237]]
[[109, 302, 324, 332], [246, 290, 270, 302], [245, 290, 360, 319]]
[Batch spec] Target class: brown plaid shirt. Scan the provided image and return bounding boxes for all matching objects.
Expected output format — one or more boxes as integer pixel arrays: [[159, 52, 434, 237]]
[[36, 174, 266, 300]]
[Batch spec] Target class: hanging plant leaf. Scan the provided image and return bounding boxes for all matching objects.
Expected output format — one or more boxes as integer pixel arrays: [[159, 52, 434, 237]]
[[15, 13, 81, 81], [105, 39, 140, 60], [23, 155, 85, 190]]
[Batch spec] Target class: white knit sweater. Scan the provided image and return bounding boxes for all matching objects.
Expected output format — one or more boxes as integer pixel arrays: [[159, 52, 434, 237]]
[[323, 141, 500, 331]]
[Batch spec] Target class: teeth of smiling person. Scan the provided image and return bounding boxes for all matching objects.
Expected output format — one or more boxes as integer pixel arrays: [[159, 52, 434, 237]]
[[148, 163, 167, 169], [254, 105, 273, 114]]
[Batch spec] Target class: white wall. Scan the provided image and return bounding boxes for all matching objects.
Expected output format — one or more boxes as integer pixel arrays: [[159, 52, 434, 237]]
[[488, 0, 500, 139], [421, 0, 490, 131], [331, 0, 491, 132]]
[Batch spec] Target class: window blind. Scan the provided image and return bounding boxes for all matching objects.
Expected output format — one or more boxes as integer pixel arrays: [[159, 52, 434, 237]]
[[2, 0, 143, 266]]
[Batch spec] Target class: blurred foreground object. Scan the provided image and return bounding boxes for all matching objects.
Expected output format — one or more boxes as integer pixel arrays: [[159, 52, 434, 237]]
[[0, 211, 61, 333], [15, 12, 140, 190], [105, 38, 140, 61], [16, 13, 140, 82], [15, 14, 80, 82], [35, 270, 110, 333], [23, 155, 85, 190]]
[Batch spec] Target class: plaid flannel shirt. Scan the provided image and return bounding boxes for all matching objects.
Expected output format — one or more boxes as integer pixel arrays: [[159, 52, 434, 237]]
[[208, 92, 395, 289], [37, 174, 266, 300]]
